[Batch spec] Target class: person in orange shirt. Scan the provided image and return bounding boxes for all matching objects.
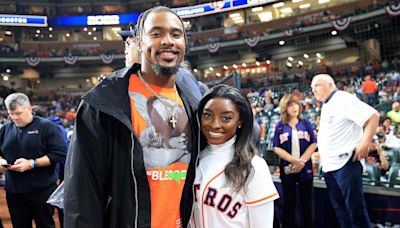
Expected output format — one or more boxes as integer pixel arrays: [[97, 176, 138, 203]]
[[65, 108, 76, 121], [361, 75, 378, 106], [64, 6, 203, 228]]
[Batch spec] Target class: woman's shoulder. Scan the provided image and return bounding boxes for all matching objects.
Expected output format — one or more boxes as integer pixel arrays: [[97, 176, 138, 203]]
[[251, 155, 269, 170]]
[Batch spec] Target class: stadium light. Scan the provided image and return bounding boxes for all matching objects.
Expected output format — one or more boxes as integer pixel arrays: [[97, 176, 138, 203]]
[[48, 27, 53, 31], [223, 65, 228, 70], [251, 7, 263, 12], [209, 67, 214, 71], [303, 54, 309, 58], [279, 40, 285, 45], [266, 60, 271, 64], [3, 76, 9, 81], [292, 0, 303, 2], [36, 29, 40, 34], [258, 12, 273, 22], [242, 63, 247, 67], [256, 61, 260, 66], [299, 3, 311, 9], [288, 57, 294, 61], [233, 64, 238, 69], [280, 7, 292, 14], [331, 30, 337, 35], [318, 0, 330, 4], [193, 69, 198, 73], [229, 13, 241, 18], [272, 2, 285, 8]]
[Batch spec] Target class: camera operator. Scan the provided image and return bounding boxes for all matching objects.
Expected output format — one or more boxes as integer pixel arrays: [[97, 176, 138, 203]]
[[367, 138, 389, 173], [376, 125, 400, 150]]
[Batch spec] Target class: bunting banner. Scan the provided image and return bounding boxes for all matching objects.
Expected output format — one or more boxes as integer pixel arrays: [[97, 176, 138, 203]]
[[385, 3, 400, 16], [207, 42, 220, 53], [100, 54, 114, 64], [64, 55, 78, 65], [26, 56, 41, 67], [332, 17, 352, 31], [244, 36, 260, 48]]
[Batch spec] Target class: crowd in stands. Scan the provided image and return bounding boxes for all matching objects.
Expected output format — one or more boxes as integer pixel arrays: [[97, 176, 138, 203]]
[[0, 60, 399, 188], [0, 44, 124, 58]]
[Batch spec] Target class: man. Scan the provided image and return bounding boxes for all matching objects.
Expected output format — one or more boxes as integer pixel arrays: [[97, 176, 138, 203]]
[[0, 93, 67, 228], [361, 75, 377, 106], [386, 101, 400, 126], [118, 22, 140, 67], [64, 6, 203, 228], [311, 74, 379, 228]]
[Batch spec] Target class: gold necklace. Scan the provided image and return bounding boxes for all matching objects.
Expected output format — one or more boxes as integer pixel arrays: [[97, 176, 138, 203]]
[[137, 70, 179, 128]]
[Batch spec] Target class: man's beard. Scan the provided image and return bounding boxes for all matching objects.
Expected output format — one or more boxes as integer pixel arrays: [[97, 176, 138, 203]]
[[151, 62, 180, 76]]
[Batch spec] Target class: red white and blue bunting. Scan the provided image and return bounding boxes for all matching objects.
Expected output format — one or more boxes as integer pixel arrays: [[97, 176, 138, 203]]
[[26, 56, 41, 67], [332, 17, 352, 31], [207, 42, 220, 53], [244, 36, 260, 48], [64, 56, 78, 65], [385, 3, 400, 16], [100, 54, 114, 64]]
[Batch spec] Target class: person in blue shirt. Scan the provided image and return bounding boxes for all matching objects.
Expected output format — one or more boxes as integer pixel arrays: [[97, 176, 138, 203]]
[[0, 93, 67, 228], [273, 93, 317, 228]]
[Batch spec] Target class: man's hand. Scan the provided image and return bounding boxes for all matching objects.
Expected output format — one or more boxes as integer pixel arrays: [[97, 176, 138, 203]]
[[8, 158, 32, 172], [353, 143, 369, 162], [291, 159, 306, 173]]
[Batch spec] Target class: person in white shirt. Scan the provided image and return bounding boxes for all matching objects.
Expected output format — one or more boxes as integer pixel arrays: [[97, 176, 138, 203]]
[[190, 84, 279, 228], [311, 74, 379, 228]]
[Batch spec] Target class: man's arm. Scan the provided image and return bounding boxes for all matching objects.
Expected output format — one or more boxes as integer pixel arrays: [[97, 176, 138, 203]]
[[8, 120, 67, 173], [64, 101, 110, 228], [353, 112, 380, 161]]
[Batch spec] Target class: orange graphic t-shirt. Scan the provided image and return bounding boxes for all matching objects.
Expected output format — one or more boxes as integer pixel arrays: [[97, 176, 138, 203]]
[[128, 74, 191, 228]]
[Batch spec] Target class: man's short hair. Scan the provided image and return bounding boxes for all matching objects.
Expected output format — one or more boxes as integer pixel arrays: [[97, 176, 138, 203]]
[[4, 92, 31, 111]]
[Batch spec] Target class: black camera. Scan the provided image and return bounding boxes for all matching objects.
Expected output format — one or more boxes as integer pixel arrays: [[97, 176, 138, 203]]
[[376, 132, 385, 139]]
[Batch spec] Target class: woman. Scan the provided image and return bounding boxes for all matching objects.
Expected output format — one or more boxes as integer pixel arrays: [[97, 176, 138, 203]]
[[273, 94, 317, 228], [190, 85, 279, 228]]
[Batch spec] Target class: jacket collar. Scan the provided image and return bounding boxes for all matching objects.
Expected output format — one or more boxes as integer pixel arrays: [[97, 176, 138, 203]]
[[82, 64, 201, 132]]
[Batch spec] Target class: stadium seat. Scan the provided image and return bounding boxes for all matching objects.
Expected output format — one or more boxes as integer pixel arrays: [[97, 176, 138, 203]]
[[388, 163, 400, 188], [363, 163, 381, 186], [386, 148, 400, 165]]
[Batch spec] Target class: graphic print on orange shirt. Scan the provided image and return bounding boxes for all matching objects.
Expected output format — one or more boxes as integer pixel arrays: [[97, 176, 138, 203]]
[[128, 74, 191, 228]]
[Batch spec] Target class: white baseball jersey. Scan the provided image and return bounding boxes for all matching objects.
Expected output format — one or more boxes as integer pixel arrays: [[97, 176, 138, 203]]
[[318, 90, 376, 172], [190, 137, 279, 228]]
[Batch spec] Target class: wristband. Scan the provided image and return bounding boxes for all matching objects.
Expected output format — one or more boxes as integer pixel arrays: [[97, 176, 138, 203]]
[[30, 159, 35, 169], [33, 160, 39, 168]]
